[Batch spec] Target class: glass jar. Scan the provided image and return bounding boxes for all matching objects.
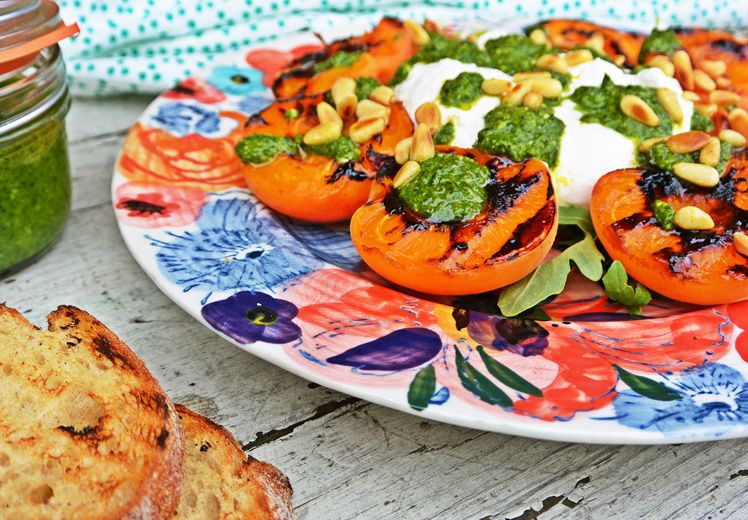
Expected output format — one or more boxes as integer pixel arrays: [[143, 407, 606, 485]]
[[0, 0, 76, 276]]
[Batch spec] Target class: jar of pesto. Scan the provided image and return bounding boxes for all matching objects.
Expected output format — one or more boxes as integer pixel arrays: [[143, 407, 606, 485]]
[[0, 0, 77, 276]]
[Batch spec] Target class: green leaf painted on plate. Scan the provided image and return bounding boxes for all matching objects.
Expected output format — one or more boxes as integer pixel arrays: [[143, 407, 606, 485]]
[[455, 347, 513, 407], [613, 364, 683, 401], [477, 345, 542, 397], [602, 260, 652, 316], [408, 365, 437, 411]]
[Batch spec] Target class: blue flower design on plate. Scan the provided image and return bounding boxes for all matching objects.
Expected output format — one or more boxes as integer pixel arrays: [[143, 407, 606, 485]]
[[613, 363, 748, 434], [237, 92, 274, 115], [202, 291, 301, 344], [275, 215, 362, 272], [150, 102, 238, 138], [208, 65, 266, 96], [148, 198, 323, 299]]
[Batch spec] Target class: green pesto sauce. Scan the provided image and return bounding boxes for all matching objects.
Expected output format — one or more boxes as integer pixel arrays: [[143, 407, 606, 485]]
[[638, 29, 681, 64], [0, 117, 71, 274], [283, 108, 299, 120], [484, 34, 547, 74], [434, 120, 455, 145], [438, 72, 484, 109], [313, 49, 364, 73], [691, 110, 715, 133], [652, 199, 675, 231], [647, 140, 733, 175], [398, 153, 490, 222], [301, 135, 360, 164], [571, 75, 674, 141], [475, 103, 565, 168], [235, 134, 298, 164]]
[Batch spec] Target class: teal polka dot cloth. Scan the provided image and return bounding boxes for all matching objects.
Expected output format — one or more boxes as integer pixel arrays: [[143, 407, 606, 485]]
[[58, 0, 748, 97]]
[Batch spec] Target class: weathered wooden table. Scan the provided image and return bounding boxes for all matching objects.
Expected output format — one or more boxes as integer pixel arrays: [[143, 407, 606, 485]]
[[6, 94, 748, 520]]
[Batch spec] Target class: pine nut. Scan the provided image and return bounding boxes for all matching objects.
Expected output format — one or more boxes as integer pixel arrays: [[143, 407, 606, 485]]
[[395, 137, 412, 165], [349, 117, 386, 143], [734, 232, 748, 257], [666, 131, 711, 154], [719, 129, 747, 148], [356, 99, 389, 121], [503, 82, 532, 106], [393, 160, 421, 189], [317, 101, 343, 126], [710, 89, 742, 106], [639, 136, 669, 153], [729, 108, 748, 139], [369, 85, 395, 106], [673, 206, 715, 230], [535, 53, 568, 74], [682, 91, 700, 102], [656, 88, 683, 124], [303, 121, 342, 145], [646, 55, 675, 77], [527, 77, 563, 98], [694, 102, 717, 118], [694, 69, 716, 91], [331, 77, 356, 105], [415, 102, 442, 135], [673, 50, 695, 91], [699, 137, 721, 167], [672, 162, 720, 187], [716, 77, 732, 89], [529, 28, 549, 46], [565, 49, 594, 67], [551, 34, 575, 49], [513, 71, 551, 82], [481, 78, 513, 96], [336, 93, 358, 119], [613, 54, 626, 67], [620, 95, 660, 127], [523, 91, 544, 109], [409, 123, 435, 162], [404, 20, 430, 46], [700, 59, 727, 79], [586, 31, 606, 54]]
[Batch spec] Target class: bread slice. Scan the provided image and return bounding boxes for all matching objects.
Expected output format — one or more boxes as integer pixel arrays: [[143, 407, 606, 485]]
[[175, 405, 296, 520], [0, 304, 184, 520]]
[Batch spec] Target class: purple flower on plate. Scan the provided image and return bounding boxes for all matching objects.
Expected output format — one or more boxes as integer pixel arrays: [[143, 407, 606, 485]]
[[201, 291, 301, 345], [327, 328, 442, 371], [466, 314, 548, 357]]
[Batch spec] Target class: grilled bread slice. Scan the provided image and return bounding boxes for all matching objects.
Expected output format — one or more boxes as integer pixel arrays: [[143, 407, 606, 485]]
[[0, 304, 184, 520], [175, 405, 296, 520]]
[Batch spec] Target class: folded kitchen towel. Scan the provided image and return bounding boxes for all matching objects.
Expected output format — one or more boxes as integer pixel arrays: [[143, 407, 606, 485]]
[[57, 0, 748, 97]]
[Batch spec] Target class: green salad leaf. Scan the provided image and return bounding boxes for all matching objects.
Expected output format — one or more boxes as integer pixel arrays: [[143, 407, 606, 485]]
[[602, 261, 652, 316]]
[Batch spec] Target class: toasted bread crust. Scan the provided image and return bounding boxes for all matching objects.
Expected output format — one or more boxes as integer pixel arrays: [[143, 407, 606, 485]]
[[0, 304, 184, 520], [175, 405, 296, 520]]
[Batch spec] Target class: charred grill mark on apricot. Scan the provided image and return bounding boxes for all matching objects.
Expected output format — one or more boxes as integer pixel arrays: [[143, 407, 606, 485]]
[[495, 200, 557, 259], [327, 161, 369, 183]]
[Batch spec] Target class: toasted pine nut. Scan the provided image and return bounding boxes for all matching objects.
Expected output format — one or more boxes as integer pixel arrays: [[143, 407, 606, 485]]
[[694, 69, 716, 92], [331, 77, 356, 105], [613, 54, 626, 67], [666, 131, 711, 154], [513, 71, 551, 82], [349, 117, 385, 143], [535, 53, 568, 74], [336, 93, 358, 119], [404, 20, 430, 46], [481, 78, 513, 96], [716, 77, 732, 89], [700, 59, 727, 79], [639, 136, 669, 154], [673, 206, 715, 230], [565, 49, 594, 67], [409, 123, 435, 162], [526, 77, 563, 98], [303, 122, 342, 145], [586, 31, 606, 54], [356, 99, 389, 121], [734, 232, 748, 257], [395, 137, 412, 165], [646, 55, 675, 77], [719, 129, 747, 148], [369, 85, 396, 106], [699, 137, 722, 168], [503, 82, 532, 106], [656, 88, 683, 124], [694, 102, 717, 118], [415, 102, 441, 135], [728, 108, 748, 139], [620, 95, 660, 127], [317, 101, 343, 127], [710, 89, 742, 106], [682, 90, 700, 102], [673, 50, 695, 91], [672, 162, 720, 187], [393, 160, 421, 189], [529, 28, 549, 46], [523, 91, 544, 109], [550, 33, 575, 49]]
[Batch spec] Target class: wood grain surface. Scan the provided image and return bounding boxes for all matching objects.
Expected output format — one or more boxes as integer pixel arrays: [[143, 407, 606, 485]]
[[4, 95, 748, 520]]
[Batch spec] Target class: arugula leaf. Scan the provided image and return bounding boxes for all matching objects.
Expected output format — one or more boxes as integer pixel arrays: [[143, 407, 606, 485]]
[[602, 261, 652, 316], [498, 206, 605, 317], [407, 365, 437, 411]]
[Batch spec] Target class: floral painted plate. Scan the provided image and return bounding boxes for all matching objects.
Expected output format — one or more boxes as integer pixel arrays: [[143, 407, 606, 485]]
[[113, 17, 748, 444]]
